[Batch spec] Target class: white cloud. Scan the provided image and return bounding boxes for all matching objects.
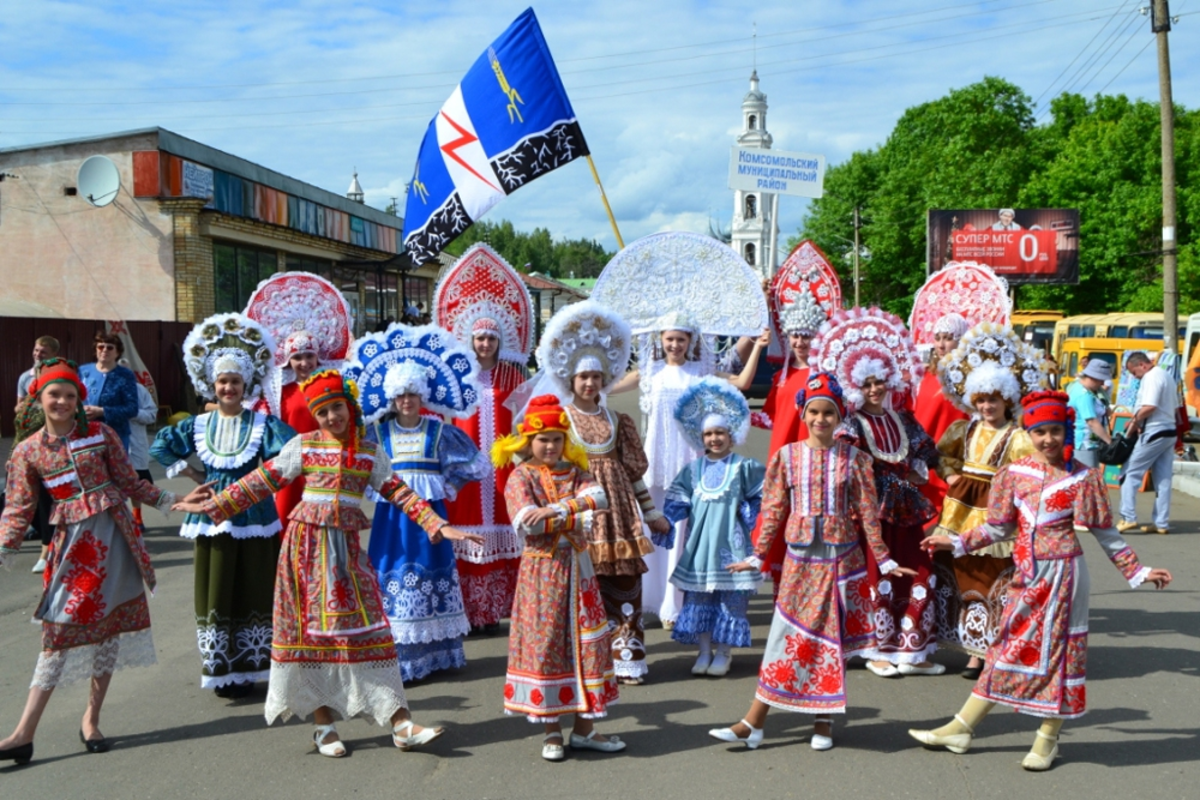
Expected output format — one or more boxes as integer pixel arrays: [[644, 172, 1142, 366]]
[[3, 0, 1195, 255]]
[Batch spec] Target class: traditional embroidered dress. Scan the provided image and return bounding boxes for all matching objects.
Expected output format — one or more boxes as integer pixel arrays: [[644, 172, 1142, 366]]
[[0, 423, 171, 688], [151, 409, 295, 688], [663, 453, 764, 647], [201, 433, 445, 725], [566, 405, 658, 681], [954, 457, 1151, 718], [752, 441, 897, 713], [273, 381, 319, 522], [752, 364, 810, 592], [839, 409, 941, 664], [366, 417, 486, 681], [501, 461, 619, 721], [641, 360, 707, 624], [447, 360, 528, 627], [931, 419, 1033, 656]]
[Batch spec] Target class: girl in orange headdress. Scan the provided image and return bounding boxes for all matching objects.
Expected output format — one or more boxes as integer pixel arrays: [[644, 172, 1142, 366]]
[[495, 395, 624, 762], [175, 370, 482, 759]]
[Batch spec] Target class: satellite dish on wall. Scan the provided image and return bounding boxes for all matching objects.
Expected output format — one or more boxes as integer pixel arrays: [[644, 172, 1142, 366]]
[[77, 155, 121, 207]]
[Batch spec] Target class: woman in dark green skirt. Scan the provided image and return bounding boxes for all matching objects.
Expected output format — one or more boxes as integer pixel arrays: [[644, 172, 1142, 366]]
[[152, 313, 294, 697]]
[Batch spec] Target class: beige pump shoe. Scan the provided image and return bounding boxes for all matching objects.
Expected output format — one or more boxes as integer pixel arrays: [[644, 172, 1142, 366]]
[[1020, 730, 1059, 771], [908, 714, 974, 754]]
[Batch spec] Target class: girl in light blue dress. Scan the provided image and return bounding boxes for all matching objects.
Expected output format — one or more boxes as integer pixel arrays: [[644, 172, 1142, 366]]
[[663, 378, 764, 677]]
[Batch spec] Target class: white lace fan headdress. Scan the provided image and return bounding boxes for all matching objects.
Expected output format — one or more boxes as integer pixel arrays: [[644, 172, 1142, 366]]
[[537, 300, 632, 395], [182, 313, 276, 403], [809, 307, 923, 412], [938, 322, 1050, 414]]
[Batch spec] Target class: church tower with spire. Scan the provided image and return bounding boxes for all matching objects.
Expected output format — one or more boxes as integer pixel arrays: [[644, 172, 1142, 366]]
[[730, 71, 778, 278]]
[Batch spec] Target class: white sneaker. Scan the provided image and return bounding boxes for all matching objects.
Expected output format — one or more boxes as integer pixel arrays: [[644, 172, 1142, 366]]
[[31, 558, 47, 574]]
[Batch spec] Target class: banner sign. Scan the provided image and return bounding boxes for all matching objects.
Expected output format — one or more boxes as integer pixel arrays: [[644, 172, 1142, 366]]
[[182, 160, 214, 200], [927, 208, 1079, 285], [728, 147, 825, 198]]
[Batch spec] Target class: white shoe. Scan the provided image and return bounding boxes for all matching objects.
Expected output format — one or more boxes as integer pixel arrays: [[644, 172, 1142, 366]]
[[708, 719, 763, 750], [313, 724, 346, 758], [811, 718, 834, 751], [542, 733, 565, 761], [706, 652, 732, 677], [1021, 731, 1059, 771], [865, 661, 900, 678], [908, 714, 974, 754], [691, 652, 713, 675], [31, 558, 47, 574], [897, 662, 946, 676], [392, 719, 444, 751], [569, 730, 626, 752]]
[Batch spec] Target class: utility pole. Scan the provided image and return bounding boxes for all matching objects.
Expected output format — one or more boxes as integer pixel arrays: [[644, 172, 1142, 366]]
[[852, 206, 861, 308], [1153, 0, 1178, 354]]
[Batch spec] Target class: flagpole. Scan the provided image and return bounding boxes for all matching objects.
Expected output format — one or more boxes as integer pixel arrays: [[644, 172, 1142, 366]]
[[586, 155, 625, 249]]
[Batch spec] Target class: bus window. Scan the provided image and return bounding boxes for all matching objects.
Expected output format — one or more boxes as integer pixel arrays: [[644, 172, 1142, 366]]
[[1012, 324, 1025, 337], [1132, 326, 1161, 339], [1110, 326, 1129, 337], [1067, 353, 1078, 377]]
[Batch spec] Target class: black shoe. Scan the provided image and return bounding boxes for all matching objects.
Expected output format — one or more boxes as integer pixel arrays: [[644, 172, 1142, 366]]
[[226, 682, 254, 699], [214, 684, 234, 698], [80, 729, 110, 754], [0, 741, 33, 765], [961, 666, 982, 680]]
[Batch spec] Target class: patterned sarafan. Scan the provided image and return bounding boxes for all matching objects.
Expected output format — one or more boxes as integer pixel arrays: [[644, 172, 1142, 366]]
[[501, 462, 618, 722], [958, 456, 1148, 718]]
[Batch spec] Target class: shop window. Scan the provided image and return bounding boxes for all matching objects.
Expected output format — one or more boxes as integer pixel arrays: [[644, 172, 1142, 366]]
[[213, 242, 278, 312]]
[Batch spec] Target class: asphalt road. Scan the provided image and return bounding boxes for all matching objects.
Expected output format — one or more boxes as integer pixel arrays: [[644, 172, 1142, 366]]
[[1, 395, 1196, 799]]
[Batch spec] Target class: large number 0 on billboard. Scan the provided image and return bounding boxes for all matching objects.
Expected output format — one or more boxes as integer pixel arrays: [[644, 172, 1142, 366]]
[[927, 208, 1080, 285]]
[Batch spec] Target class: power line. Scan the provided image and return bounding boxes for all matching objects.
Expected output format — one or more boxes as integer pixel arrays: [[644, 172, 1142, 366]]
[[1057, 7, 1143, 97], [1077, 21, 1145, 94], [0, 0, 1065, 95], [1033, 1, 1129, 106], [1096, 37, 1155, 94], [0, 4, 1124, 125]]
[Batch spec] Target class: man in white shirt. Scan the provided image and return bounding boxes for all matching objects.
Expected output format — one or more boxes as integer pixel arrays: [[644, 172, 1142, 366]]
[[15, 335, 59, 404], [1118, 351, 1178, 534]]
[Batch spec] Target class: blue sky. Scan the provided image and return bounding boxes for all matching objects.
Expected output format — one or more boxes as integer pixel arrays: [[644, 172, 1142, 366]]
[[2, 0, 1196, 259]]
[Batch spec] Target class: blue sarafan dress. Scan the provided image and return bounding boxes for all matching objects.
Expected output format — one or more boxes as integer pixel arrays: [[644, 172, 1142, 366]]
[[366, 416, 489, 681], [151, 409, 295, 688], [663, 453, 765, 647]]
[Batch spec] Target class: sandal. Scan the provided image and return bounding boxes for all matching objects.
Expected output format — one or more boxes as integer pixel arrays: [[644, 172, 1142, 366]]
[[542, 732, 565, 761], [392, 719, 445, 751], [313, 724, 346, 758]]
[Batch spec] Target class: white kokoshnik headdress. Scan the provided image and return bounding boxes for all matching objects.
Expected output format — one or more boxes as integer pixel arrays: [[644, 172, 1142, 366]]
[[538, 300, 632, 394], [434, 243, 534, 365], [809, 307, 923, 412], [182, 313, 275, 403], [672, 376, 751, 451], [938, 322, 1050, 414], [342, 323, 482, 425]]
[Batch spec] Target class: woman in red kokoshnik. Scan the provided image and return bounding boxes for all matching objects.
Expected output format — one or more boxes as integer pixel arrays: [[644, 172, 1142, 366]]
[[0, 360, 207, 764], [433, 244, 535, 633]]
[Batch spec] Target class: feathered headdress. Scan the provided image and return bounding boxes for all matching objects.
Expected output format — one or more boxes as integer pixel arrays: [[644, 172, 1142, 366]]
[[491, 394, 589, 470], [342, 323, 481, 424], [809, 307, 923, 411], [182, 313, 275, 404], [672, 377, 751, 450], [938, 323, 1050, 414]]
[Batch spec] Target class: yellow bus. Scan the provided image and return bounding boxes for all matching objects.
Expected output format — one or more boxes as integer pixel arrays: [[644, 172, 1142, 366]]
[[1011, 309, 1062, 355], [1052, 312, 1185, 360]]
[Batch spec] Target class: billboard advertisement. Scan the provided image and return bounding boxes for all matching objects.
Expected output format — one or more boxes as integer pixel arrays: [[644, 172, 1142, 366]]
[[926, 208, 1079, 285]]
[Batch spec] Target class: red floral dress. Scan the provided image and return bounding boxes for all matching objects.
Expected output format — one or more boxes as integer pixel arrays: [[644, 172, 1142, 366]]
[[202, 432, 445, 726], [0, 423, 172, 688], [752, 441, 897, 714], [956, 457, 1150, 718], [501, 462, 619, 722]]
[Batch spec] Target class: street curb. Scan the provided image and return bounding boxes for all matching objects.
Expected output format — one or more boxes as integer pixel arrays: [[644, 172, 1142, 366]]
[[1172, 460, 1200, 499]]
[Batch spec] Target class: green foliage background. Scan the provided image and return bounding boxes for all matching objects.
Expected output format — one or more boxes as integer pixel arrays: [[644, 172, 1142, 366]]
[[790, 77, 1198, 319], [443, 219, 613, 279]]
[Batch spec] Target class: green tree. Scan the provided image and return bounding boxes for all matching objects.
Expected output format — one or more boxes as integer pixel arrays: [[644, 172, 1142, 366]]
[[794, 78, 1198, 318], [443, 219, 614, 278]]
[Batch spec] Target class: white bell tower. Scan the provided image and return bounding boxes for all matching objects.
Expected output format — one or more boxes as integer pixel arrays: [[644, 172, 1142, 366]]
[[730, 70, 778, 278]]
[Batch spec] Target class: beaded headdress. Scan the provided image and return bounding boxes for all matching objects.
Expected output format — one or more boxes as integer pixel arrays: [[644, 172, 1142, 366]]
[[182, 313, 275, 403], [809, 307, 923, 412], [909, 261, 1010, 350], [434, 243, 534, 365], [938, 323, 1050, 414], [672, 377, 751, 450], [537, 300, 632, 394]]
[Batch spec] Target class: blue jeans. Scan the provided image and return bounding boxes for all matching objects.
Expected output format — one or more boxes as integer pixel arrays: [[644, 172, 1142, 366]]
[[1119, 433, 1175, 529]]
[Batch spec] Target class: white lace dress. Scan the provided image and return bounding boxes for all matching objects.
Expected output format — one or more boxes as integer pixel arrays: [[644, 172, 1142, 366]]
[[640, 361, 707, 622]]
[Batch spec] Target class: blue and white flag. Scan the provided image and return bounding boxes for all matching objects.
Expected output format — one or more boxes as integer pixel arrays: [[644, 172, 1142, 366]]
[[402, 8, 589, 265]]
